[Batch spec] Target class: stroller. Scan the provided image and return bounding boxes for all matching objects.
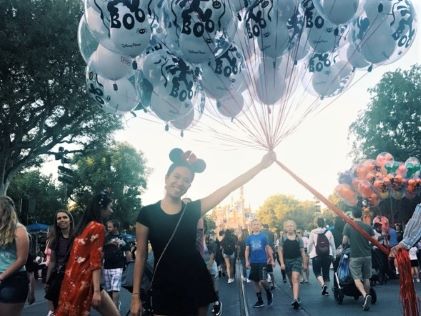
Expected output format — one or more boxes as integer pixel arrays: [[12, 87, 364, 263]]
[[333, 247, 377, 305], [123, 253, 154, 316]]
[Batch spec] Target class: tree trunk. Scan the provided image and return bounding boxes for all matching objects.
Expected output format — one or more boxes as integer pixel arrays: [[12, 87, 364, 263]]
[[0, 181, 7, 196]]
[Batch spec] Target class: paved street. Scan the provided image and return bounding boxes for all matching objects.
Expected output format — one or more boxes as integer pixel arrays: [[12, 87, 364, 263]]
[[22, 272, 242, 316], [23, 264, 421, 315], [243, 265, 421, 316]]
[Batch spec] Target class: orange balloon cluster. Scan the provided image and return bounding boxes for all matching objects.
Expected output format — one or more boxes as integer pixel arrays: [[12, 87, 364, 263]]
[[336, 153, 421, 207], [335, 183, 358, 206]]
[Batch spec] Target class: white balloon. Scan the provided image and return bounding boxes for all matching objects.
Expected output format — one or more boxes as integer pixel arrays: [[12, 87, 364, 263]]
[[78, 14, 98, 63], [363, 0, 392, 20], [171, 108, 195, 130], [255, 58, 287, 105], [147, 51, 198, 121], [85, 0, 109, 16], [246, 0, 291, 58], [150, 88, 193, 122], [108, 2, 152, 57], [278, 53, 297, 80], [342, 43, 370, 69], [84, 6, 118, 53], [86, 67, 139, 114], [291, 28, 312, 62], [352, 0, 417, 65], [140, 50, 168, 85], [201, 65, 230, 99], [351, 16, 396, 64], [102, 78, 140, 113], [274, 0, 300, 22], [169, 0, 235, 64], [202, 44, 244, 99], [217, 93, 244, 118], [359, 24, 396, 64], [234, 20, 256, 61], [311, 60, 354, 98], [179, 32, 215, 64], [313, 0, 360, 25], [90, 44, 134, 80], [307, 22, 342, 53], [228, 0, 248, 12], [302, 0, 343, 53], [257, 19, 290, 58]]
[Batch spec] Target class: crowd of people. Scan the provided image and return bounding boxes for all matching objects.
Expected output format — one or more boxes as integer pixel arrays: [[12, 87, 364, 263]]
[[209, 204, 421, 313], [0, 147, 420, 316]]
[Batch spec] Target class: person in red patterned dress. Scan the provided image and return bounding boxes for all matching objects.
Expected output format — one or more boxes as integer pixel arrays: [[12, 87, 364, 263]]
[[55, 192, 119, 316]]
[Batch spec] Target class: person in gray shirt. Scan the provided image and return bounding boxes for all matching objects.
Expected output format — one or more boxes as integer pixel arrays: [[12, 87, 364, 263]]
[[342, 207, 374, 311]]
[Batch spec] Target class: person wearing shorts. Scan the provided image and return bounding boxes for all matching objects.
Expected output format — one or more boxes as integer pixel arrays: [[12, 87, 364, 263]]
[[278, 220, 305, 310], [343, 207, 375, 311], [308, 218, 336, 295], [0, 196, 30, 316], [245, 219, 273, 308], [221, 229, 237, 284], [261, 224, 276, 289], [103, 220, 129, 309]]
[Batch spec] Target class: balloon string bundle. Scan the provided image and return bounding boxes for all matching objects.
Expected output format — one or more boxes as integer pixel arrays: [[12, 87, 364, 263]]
[[274, 160, 389, 255], [396, 249, 420, 316]]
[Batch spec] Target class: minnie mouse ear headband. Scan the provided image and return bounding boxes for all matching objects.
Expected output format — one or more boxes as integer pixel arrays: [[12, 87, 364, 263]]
[[169, 148, 206, 174]]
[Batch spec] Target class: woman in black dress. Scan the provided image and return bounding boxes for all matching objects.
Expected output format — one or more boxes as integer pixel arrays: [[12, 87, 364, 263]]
[[130, 148, 275, 316]]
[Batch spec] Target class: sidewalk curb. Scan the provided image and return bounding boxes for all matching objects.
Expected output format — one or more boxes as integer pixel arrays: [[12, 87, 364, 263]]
[[236, 261, 249, 316]]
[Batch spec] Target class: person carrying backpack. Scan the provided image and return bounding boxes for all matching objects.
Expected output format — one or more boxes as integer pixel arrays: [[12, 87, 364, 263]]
[[308, 218, 336, 296], [221, 229, 238, 283]]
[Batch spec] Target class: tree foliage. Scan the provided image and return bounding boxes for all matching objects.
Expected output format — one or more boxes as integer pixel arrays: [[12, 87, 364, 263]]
[[349, 65, 421, 162], [0, 0, 121, 195], [70, 142, 149, 228], [7, 170, 64, 224], [256, 195, 319, 231]]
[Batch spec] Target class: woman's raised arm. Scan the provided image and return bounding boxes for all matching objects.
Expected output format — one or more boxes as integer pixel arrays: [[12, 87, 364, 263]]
[[200, 151, 276, 216]]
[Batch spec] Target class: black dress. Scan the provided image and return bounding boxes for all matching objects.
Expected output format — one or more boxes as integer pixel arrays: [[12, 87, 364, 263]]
[[137, 200, 217, 315]]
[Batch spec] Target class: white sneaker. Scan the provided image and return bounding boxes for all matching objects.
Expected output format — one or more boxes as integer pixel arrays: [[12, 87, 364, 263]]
[[47, 311, 55, 316], [246, 278, 251, 283], [416, 278, 420, 283], [228, 278, 235, 284]]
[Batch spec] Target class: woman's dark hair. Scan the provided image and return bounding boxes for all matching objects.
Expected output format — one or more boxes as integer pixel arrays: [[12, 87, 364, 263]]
[[352, 207, 363, 219], [316, 217, 325, 228], [373, 222, 382, 230], [49, 209, 74, 250], [74, 192, 112, 237]]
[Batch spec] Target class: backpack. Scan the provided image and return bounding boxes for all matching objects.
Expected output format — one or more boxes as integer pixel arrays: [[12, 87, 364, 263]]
[[315, 230, 330, 257], [222, 236, 236, 256]]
